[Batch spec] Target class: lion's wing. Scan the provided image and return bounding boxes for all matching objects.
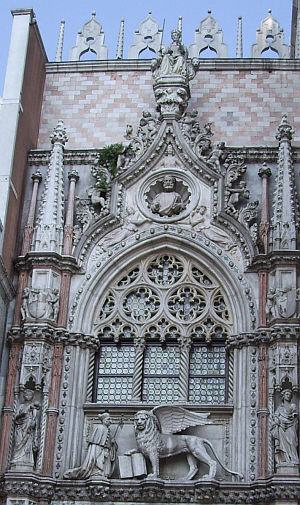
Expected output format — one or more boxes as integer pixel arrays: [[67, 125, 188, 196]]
[[152, 405, 211, 434]]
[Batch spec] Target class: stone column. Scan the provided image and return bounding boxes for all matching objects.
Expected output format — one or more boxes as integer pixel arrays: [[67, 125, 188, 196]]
[[131, 339, 145, 400], [0, 342, 22, 472], [258, 164, 271, 254], [42, 342, 64, 475], [257, 338, 269, 479], [21, 171, 42, 256], [63, 170, 79, 256], [178, 336, 191, 401]]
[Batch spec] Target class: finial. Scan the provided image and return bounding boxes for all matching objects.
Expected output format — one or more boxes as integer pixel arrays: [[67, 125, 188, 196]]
[[116, 18, 125, 59], [92, 11, 96, 18], [276, 114, 294, 142], [178, 16, 183, 34], [50, 120, 68, 145], [208, 10, 212, 14], [55, 20, 65, 62], [148, 11, 152, 15], [268, 9, 272, 15], [236, 16, 243, 58]]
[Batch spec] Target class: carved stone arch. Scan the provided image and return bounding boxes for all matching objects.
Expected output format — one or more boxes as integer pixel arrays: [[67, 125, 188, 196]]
[[70, 234, 257, 335]]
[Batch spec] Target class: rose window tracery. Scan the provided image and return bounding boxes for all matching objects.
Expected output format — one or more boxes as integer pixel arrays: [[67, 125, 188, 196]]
[[94, 253, 233, 405]]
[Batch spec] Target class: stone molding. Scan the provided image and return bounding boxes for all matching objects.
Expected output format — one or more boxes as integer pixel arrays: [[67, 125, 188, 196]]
[[15, 251, 80, 274], [1, 473, 299, 502], [7, 325, 99, 350], [249, 251, 300, 271], [26, 146, 300, 167], [226, 327, 300, 349], [45, 58, 300, 73]]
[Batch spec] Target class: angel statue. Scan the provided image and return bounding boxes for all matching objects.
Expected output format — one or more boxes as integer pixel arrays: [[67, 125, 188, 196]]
[[125, 405, 243, 481]]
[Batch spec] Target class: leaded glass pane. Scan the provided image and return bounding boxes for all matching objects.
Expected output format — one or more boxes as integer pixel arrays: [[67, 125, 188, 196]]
[[98, 346, 135, 374], [144, 346, 180, 375], [189, 377, 226, 404], [97, 376, 133, 403], [190, 346, 226, 375], [142, 377, 180, 403]]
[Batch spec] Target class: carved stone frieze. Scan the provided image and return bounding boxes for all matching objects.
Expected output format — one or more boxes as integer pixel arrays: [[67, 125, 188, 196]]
[[1, 474, 300, 502]]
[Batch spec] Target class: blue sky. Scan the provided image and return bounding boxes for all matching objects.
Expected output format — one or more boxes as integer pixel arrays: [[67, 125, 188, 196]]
[[0, 1, 293, 94]]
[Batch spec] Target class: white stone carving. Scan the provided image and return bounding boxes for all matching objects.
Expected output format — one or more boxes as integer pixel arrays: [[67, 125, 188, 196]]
[[270, 389, 299, 466], [189, 205, 236, 252], [33, 121, 67, 254], [147, 175, 187, 217], [128, 12, 163, 59], [70, 12, 108, 61], [266, 287, 299, 320], [63, 413, 117, 479], [11, 389, 41, 471], [189, 11, 228, 58], [126, 406, 243, 480], [270, 115, 299, 251], [21, 287, 59, 322], [152, 30, 199, 118], [251, 10, 290, 58], [99, 207, 148, 252]]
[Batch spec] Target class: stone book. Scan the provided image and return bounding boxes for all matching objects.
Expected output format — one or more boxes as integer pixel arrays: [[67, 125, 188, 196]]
[[118, 453, 147, 479]]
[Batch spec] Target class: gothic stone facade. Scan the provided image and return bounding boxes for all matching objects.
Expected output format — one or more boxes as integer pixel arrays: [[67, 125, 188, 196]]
[[0, 7, 299, 505]]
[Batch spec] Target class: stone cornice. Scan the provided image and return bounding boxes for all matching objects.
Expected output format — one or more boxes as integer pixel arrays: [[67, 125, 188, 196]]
[[7, 325, 99, 350], [249, 251, 300, 271], [226, 327, 300, 349], [83, 403, 234, 417], [45, 58, 300, 74], [27, 146, 287, 167], [15, 252, 80, 274], [1, 472, 299, 502]]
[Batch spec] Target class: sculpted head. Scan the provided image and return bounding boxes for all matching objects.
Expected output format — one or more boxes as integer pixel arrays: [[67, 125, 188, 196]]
[[134, 410, 149, 431], [99, 413, 111, 426], [23, 389, 35, 402], [281, 389, 292, 402], [162, 175, 176, 191], [171, 29, 182, 43]]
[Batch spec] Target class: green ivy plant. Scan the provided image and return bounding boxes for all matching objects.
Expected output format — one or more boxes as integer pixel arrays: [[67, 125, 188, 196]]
[[92, 143, 124, 193], [96, 143, 124, 177]]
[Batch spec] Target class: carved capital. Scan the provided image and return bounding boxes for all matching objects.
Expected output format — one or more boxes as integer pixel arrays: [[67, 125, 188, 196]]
[[68, 169, 79, 182], [31, 171, 42, 183], [258, 162, 272, 178]]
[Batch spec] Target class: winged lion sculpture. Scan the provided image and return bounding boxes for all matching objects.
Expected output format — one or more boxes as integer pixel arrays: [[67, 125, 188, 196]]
[[125, 405, 243, 481]]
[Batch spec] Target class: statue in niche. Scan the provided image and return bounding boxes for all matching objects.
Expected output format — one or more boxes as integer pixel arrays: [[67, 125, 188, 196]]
[[100, 207, 148, 252], [64, 413, 117, 479], [150, 175, 184, 217], [125, 406, 243, 480], [270, 389, 299, 464], [11, 388, 40, 470], [189, 205, 237, 252]]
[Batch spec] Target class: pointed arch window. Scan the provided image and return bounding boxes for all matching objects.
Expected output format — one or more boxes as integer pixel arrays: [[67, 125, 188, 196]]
[[93, 254, 232, 405]]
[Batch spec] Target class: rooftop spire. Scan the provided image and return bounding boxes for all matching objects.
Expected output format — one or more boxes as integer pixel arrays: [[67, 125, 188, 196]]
[[236, 16, 243, 58], [116, 18, 125, 59], [270, 115, 299, 250], [33, 121, 68, 254], [55, 20, 65, 62]]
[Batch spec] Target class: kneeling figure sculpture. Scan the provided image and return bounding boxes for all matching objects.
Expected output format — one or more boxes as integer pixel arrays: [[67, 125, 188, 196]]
[[126, 406, 243, 481]]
